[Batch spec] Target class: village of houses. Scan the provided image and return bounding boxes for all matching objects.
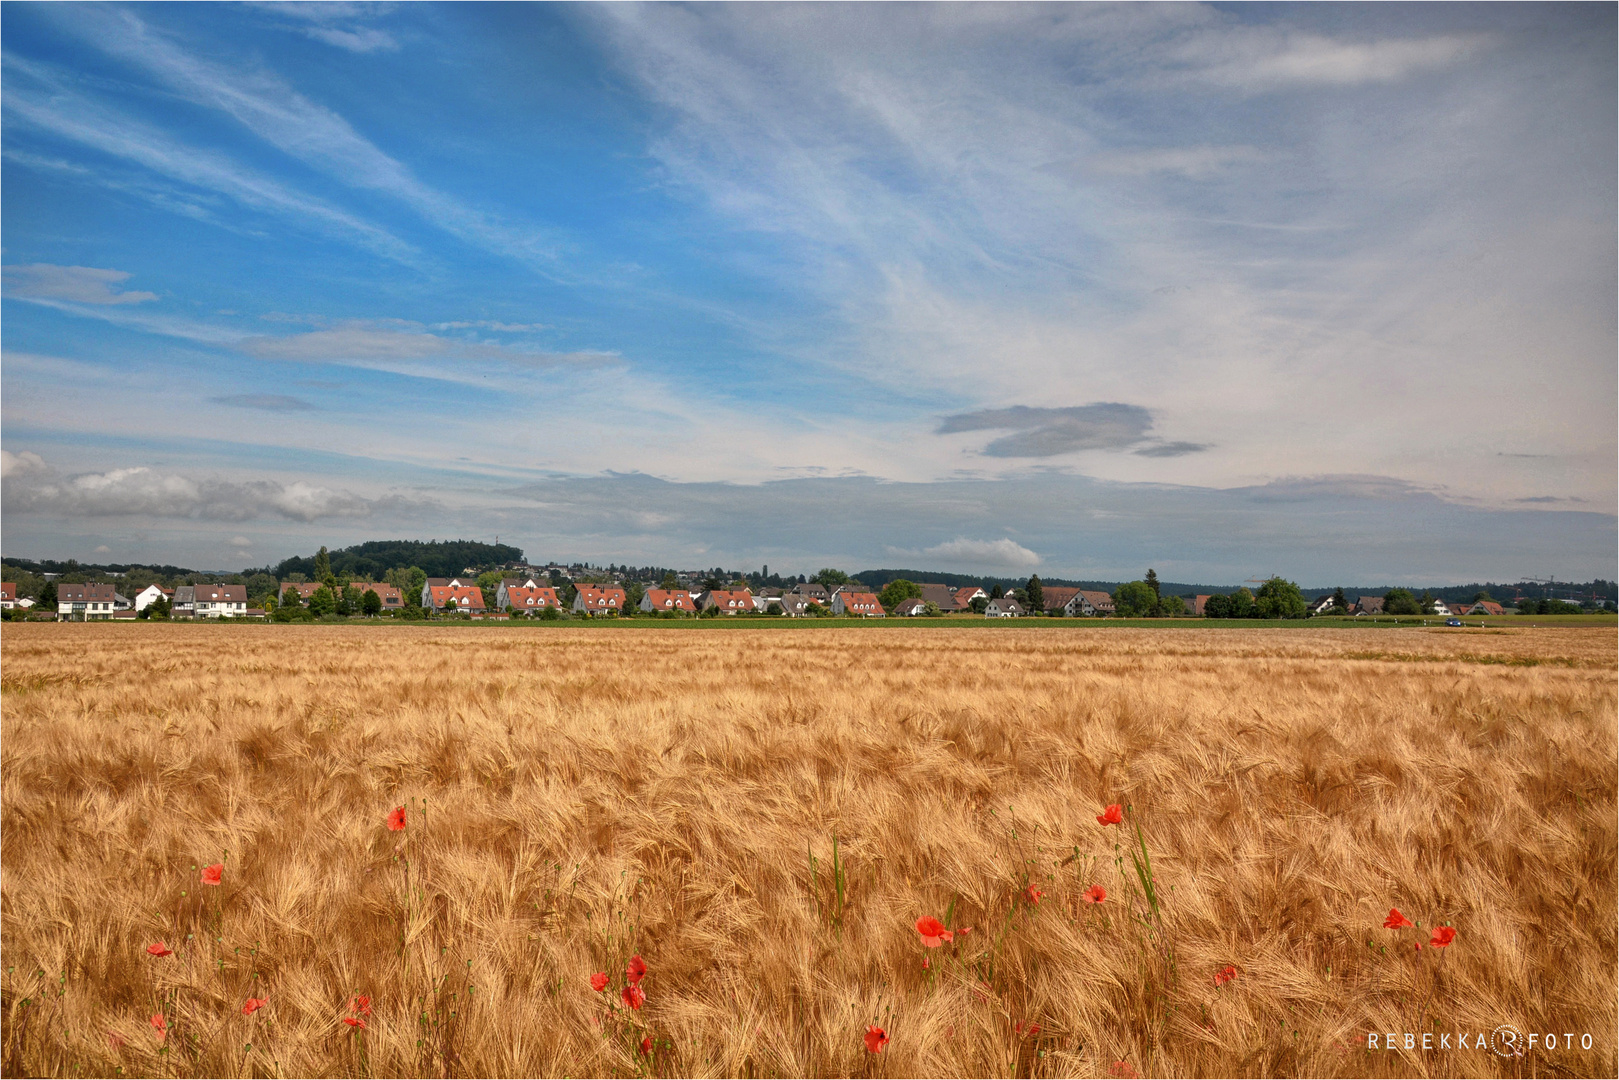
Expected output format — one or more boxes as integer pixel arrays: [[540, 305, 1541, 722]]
[[0, 574, 1509, 622]]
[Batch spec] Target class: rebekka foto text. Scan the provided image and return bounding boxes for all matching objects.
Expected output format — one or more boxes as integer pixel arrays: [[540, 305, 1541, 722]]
[[1368, 1028, 1593, 1055]]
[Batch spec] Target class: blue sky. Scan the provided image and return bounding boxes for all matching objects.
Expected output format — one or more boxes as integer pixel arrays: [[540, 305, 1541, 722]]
[[2, 2, 1613, 583]]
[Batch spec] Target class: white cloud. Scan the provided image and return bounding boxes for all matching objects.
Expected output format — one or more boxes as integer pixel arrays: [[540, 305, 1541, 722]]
[[1083, 145, 1266, 179], [1, 449, 49, 479], [1181, 32, 1490, 89], [230, 535, 254, 547], [93, 544, 111, 553], [0, 454, 419, 523], [919, 537, 1041, 568], [3, 264, 157, 305]]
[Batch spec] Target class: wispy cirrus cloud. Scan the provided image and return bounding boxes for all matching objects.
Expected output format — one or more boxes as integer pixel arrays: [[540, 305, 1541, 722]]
[[209, 393, 317, 412], [236, 325, 618, 373], [3, 263, 157, 305], [2, 57, 419, 263], [52, 7, 565, 272]]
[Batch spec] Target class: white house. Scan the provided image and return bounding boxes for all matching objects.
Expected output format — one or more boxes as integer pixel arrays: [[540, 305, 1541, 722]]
[[134, 584, 174, 612], [58, 582, 120, 621], [984, 597, 1024, 617]]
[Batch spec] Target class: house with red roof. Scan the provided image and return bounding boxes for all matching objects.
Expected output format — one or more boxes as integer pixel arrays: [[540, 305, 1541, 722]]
[[573, 585, 626, 615], [641, 589, 697, 613], [953, 586, 987, 610], [698, 589, 754, 614], [426, 584, 485, 613], [497, 577, 561, 612], [1, 582, 16, 609], [832, 591, 885, 617]]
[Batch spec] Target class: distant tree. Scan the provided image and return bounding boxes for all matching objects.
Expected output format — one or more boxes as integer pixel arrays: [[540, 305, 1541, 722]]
[[1026, 575, 1044, 614], [661, 571, 679, 591], [703, 576, 723, 591], [879, 579, 922, 612], [149, 597, 171, 619], [307, 585, 337, 617], [340, 584, 364, 616], [766, 601, 785, 616], [626, 583, 645, 611], [39, 581, 57, 610], [477, 570, 504, 610], [1544, 599, 1583, 614], [970, 596, 989, 614], [539, 605, 562, 621], [1254, 577, 1307, 619], [1113, 580, 1157, 618], [1382, 588, 1422, 616], [1419, 590, 1437, 615], [988, 584, 1004, 600], [1227, 587, 1255, 618], [1474, 590, 1494, 603], [1516, 597, 1542, 615], [805, 601, 829, 618], [1145, 569, 1160, 599], [814, 568, 851, 589], [1203, 593, 1232, 619], [922, 601, 942, 617], [362, 589, 383, 617], [1160, 594, 1187, 616], [314, 546, 332, 581]]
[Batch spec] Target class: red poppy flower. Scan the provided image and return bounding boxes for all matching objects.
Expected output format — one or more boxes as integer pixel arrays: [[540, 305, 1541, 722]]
[[956, 926, 972, 936], [1025, 886, 1044, 905], [350, 995, 372, 1017], [1382, 908, 1413, 929], [150, 1013, 166, 1042], [622, 985, 646, 1010], [107, 1030, 126, 1049], [590, 972, 609, 992], [915, 916, 951, 947], [242, 998, 268, 1016], [626, 954, 647, 985], [1111, 1061, 1138, 1079], [146, 942, 173, 957], [1015, 1020, 1042, 1036], [343, 1016, 366, 1029], [200, 864, 223, 886], [1083, 885, 1107, 904], [1214, 965, 1237, 987], [1097, 804, 1124, 826], [1429, 926, 1456, 948], [387, 806, 407, 832], [864, 1025, 889, 1053], [922, 957, 930, 970], [640, 1035, 653, 1055]]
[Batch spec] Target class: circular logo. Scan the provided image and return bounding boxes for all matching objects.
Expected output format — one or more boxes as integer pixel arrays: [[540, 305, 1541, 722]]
[[1491, 1025, 1525, 1057]]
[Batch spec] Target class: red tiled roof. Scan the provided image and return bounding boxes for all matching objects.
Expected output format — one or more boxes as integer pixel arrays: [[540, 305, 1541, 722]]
[[705, 589, 753, 610], [429, 585, 485, 610], [0, 583, 14, 601], [645, 589, 697, 611], [507, 586, 560, 608], [575, 586, 625, 607]]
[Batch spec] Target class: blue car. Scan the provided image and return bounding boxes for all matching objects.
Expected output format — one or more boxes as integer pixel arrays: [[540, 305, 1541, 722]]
[[1446, 618, 1463, 627]]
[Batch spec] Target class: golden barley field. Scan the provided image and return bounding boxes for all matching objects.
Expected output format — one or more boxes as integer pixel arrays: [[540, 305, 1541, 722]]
[[2, 623, 1614, 1079]]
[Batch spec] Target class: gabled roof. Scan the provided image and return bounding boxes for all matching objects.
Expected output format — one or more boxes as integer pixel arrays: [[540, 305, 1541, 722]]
[[703, 589, 753, 609], [644, 589, 696, 611], [0, 583, 15, 600], [429, 585, 485, 609], [58, 583, 118, 602], [1356, 596, 1385, 613], [1472, 600, 1504, 615], [1041, 586, 1081, 611], [918, 584, 960, 610], [196, 584, 247, 603], [506, 585, 560, 607], [1077, 590, 1115, 609], [576, 586, 625, 606]]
